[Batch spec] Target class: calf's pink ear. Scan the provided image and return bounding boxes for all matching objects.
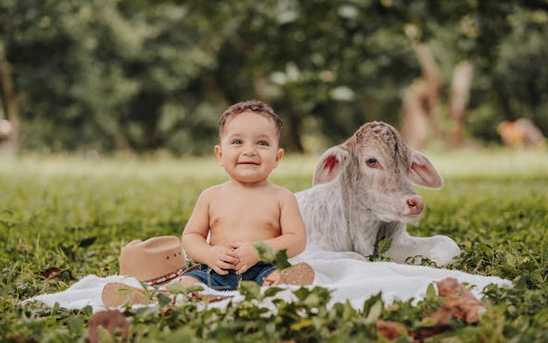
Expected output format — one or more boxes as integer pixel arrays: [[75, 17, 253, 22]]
[[313, 145, 350, 185], [409, 151, 443, 189]]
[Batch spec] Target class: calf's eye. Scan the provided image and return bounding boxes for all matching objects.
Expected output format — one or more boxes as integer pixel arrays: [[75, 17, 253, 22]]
[[366, 158, 379, 168]]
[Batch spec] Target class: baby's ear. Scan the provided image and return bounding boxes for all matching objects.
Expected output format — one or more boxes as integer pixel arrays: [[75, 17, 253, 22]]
[[214, 145, 222, 161], [276, 148, 284, 163]]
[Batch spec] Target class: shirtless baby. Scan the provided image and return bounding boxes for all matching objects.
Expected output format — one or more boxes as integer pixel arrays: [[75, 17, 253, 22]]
[[179, 100, 314, 290], [101, 101, 314, 306]]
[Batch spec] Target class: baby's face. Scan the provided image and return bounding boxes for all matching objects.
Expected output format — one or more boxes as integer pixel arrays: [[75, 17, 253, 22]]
[[215, 111, 284, 185]]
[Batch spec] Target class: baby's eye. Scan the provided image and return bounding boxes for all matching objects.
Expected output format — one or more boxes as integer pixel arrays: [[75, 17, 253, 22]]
[[257, 140, 269, 146], [231, 139, 243, 145]]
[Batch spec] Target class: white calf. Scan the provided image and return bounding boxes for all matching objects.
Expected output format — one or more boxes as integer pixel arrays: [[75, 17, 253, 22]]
[[296, 121, 460, 266]]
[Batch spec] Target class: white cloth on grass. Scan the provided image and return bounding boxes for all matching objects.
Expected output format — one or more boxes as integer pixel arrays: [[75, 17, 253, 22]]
[[27, 250, 511, 313]]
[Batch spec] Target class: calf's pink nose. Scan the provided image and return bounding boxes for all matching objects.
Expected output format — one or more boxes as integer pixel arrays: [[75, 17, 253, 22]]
[[407, 196, 424, 214]]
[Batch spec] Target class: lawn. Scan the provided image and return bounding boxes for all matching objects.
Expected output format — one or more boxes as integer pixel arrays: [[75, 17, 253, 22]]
[[1, 150, 547, 342]]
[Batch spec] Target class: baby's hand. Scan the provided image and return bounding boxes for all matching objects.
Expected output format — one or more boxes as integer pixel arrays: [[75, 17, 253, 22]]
[[206, 246, 238, 275], [231, 242, 259, 274]]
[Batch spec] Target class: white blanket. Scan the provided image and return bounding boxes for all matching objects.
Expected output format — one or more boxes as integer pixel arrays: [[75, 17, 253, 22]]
[[28, 251, 511, 312]]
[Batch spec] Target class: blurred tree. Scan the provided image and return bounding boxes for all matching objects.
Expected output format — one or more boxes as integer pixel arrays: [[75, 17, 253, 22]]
[[489, 6, 548, 135], [0, 0, 230, 154], [209, 0, 420, 150], [0, 0, 546, 155]]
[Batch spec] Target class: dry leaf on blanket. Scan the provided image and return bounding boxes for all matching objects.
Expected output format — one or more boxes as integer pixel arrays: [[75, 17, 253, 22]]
[[87, 310, 129, 343]]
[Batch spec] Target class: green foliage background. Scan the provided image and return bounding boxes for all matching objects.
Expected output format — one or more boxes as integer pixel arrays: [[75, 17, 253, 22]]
[[0, 152, 547, 342], [1, 0, 547, 154]]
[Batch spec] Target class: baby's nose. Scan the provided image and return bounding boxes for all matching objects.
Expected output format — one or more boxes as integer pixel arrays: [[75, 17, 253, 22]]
[[243, 145, 257, 155]]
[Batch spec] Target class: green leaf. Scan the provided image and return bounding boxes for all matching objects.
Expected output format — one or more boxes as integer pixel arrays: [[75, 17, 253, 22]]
[[293, 287, 312, 301], [303, 293, 321, 307], [365, 300, 383, 323], [80, 306, 93, 317], [290, 319, 314, 330], [274, 249, 291, 270], [253, 241, 276, 263], [377, 237, 393, 255], [505, 253, 518, 267], [420, 317, 437, 327], [426, 283, 437, 300], [253, 241, 290, 270], [166, 282, 204, 295], [363, 293, 384, 323], [98, 326, 112, 343], [137, 280, 152, 298], [362, 292, 383, 315], [157, 293, 172, 307], [67, 316, 84, 336], [239, 281, 261, 300], [264, 286, 284, 298]]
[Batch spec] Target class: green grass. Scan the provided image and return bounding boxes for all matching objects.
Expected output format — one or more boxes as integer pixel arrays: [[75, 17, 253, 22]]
[[1, 150, 547, 342]]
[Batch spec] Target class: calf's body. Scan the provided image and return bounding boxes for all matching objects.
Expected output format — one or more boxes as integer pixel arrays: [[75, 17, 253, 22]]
[[295, 121, 460, 266]]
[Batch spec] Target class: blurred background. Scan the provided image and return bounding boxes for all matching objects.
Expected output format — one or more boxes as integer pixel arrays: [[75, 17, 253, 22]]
[[0, 0, 546, 157]]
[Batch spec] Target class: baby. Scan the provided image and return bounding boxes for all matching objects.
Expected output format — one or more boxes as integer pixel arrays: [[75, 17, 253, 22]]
[[179, 100, 313, 290], [102, 101, 313, 306]]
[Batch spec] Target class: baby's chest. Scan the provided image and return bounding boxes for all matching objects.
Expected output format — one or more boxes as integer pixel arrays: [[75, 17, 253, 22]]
[[209, 197, 281, 230]]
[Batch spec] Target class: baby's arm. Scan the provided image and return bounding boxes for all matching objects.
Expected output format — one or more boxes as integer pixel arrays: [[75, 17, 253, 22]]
[[264, 189, 307, 257], [232, 189, 306, 273], [182, 189, 238, 275]]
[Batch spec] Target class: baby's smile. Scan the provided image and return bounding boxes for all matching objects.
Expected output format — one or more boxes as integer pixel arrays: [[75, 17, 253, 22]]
[[237, 160, 260, 165]]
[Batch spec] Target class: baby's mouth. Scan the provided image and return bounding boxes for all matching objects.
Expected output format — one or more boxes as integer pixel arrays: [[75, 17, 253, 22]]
[[237, 161, 260, 165]]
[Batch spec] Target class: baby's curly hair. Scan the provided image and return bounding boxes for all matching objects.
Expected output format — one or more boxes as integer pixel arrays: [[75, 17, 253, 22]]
[[219, 100, 283, 144]]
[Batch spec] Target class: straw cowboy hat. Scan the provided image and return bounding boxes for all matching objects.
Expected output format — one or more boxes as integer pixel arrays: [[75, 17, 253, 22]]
[[118, 236, 197, 286]]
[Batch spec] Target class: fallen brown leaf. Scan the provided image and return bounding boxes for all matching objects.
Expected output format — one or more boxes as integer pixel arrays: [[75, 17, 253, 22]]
[[43, 267, 61, 280], [372, 278, 487, 342], [436, 277, 486, 323], [376, 319, 410, 341], [415, 277, 486, 341], [87, 310, 129, 343], [43, 267, 75, 281], [18, 243, 32, 251], [414, 308, 453, 342]]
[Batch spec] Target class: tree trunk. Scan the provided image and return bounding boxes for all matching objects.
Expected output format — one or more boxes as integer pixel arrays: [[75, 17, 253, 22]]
[[0, 55, 20, 156], [448, 61, 473, 147], [414, 44, 443, 138], [400, 44, 443, 149]]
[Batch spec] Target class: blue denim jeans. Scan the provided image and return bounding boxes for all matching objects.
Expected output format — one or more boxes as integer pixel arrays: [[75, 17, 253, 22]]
[[184, 262, 276, 291]]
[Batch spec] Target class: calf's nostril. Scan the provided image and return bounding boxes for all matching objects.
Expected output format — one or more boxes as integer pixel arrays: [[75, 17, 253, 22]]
[[407, 197, 424, 213], [407, 199, 417, 208]]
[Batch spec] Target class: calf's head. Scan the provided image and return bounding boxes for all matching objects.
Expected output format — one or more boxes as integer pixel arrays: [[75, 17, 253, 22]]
[[313, 121, 442, 223]]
